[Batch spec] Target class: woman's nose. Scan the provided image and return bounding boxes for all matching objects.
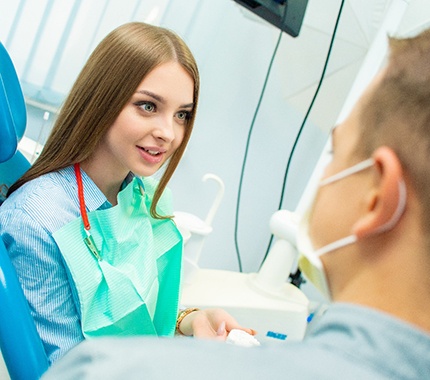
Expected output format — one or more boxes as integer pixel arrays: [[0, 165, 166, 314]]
[[153, 116, 175, 142]]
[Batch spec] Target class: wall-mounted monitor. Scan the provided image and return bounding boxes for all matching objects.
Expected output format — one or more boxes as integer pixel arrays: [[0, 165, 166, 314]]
[[233, 0, 309, 37]]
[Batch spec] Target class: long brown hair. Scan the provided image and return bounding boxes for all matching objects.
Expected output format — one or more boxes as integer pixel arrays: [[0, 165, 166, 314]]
[[8, 22, 199, 218]]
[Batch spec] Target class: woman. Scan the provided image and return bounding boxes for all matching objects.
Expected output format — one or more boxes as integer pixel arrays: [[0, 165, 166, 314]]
[[0, 22, 252, 364]]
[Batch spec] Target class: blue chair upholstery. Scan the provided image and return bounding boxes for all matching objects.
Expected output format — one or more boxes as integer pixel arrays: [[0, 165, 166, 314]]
[[0, 42, 31, 203], [0, 42, 49, 379]]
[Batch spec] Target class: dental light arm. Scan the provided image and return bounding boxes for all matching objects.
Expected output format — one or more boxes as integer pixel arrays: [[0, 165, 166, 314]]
[[254, 210, 299, 293]]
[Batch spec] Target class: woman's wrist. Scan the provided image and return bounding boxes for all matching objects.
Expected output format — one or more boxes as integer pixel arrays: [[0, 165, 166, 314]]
[[176, 307, 200, 336]]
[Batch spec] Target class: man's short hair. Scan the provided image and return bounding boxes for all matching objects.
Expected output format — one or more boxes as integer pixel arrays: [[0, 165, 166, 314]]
[[356, 28, 430, 238]]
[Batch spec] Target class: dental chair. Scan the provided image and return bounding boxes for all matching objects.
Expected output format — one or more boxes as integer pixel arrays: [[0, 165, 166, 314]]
[[0, 41, 49, 380]]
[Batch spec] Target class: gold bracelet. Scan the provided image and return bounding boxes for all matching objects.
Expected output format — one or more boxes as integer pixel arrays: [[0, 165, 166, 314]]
[[176, 307, 200, 336]]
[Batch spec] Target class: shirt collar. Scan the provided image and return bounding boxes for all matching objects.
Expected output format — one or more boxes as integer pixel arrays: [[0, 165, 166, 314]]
[[59, 166, 110, 212]]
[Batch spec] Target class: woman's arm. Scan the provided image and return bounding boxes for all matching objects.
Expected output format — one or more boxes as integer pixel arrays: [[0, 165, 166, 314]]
[[0, 206, 84, 363]]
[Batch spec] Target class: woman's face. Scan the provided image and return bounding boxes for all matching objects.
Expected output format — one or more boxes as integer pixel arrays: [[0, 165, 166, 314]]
[[94, 61, 194, 179]]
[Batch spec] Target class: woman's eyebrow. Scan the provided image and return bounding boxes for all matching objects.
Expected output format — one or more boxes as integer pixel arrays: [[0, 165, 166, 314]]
[[136, 90, 164, 103], [136, 90, 194, 109]]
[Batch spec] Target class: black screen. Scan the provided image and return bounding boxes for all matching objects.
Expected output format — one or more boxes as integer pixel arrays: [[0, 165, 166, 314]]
[[233, 0, 309, 37]]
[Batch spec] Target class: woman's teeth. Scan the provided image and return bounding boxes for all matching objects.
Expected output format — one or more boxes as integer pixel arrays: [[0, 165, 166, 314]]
[[143, 148, 160, 156]]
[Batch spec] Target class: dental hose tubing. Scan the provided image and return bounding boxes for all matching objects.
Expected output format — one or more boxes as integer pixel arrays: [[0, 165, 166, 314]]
[[234, 0, 346, 274]]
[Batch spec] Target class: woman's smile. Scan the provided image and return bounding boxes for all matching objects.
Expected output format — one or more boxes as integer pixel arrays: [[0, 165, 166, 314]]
[[137, 145, 166, 164]]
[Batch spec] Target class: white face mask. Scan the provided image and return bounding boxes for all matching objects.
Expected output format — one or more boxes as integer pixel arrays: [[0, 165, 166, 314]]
[[297, 158, 407, 301]]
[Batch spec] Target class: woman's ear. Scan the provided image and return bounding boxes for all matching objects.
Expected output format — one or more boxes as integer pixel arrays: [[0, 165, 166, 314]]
[[353, 146, 404, 239]]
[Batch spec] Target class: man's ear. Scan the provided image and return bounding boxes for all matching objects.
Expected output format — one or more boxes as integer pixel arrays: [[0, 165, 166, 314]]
[[353, 146, 404, 239]]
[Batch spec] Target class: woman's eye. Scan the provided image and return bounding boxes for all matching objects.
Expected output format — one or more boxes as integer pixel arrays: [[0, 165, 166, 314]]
[[176, 111, 190, 121], [136, 102, 156, 112]]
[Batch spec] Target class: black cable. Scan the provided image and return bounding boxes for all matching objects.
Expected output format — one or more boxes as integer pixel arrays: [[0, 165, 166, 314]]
[[234, 7, 287, 272], [260, 0, 346, 270]]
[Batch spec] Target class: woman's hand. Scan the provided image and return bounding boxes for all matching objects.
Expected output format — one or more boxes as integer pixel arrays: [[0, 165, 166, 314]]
[[177, 308, 256, 340]]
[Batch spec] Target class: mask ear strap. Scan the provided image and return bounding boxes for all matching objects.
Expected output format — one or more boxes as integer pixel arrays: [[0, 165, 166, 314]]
[[373, 179, 407, 234], [315, 180, 406, 257], [315, 235, 357, 257], [320, 158, 375, 187]]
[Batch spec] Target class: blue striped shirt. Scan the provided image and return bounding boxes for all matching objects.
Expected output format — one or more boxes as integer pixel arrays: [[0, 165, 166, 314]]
[[0, 166, 112, 363]]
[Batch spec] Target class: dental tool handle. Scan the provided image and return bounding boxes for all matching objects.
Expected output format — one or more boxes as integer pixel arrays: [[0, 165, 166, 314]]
[[255, 239, 297, 293]]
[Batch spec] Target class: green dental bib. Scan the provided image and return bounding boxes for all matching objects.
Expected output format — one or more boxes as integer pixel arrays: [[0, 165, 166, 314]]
[[53, 176, 182, 338]]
